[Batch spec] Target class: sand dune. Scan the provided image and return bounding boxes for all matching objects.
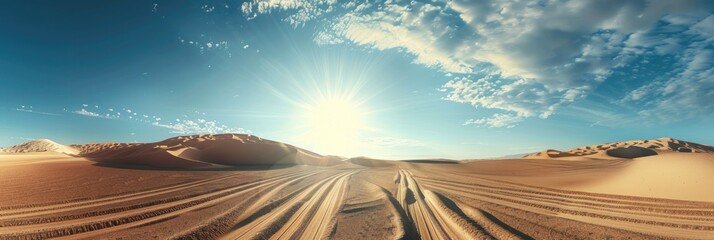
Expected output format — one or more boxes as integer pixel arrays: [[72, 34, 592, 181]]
[[0, 136, 712, 239], [2, 139, 78, 155], [524, 137, 714, 159], [347, 156, 397, 167], [77, 134, 342, 168]]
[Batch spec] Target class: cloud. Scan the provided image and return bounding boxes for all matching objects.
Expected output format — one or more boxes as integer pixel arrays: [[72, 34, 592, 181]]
[[463, 113, 522, 128], [152, 119, 250, 135], [178, 36, 229, 55], [440, 75, 584, 120], [620, 15, 714, 122], [317, 2, 475, 73], [362, 136, 425, 148], [15, 106, 62, 116], [69, 104, 250, 135], [630, 49, 714, 121], [73, 109, 117, 119], [240, 0, 714, 126]]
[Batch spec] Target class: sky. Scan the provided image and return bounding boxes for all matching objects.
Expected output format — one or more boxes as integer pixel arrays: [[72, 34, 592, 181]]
[[1, 0, 713, 159]]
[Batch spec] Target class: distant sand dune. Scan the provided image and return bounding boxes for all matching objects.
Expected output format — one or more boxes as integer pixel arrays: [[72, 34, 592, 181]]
[[347, 157, 396, 167], [2, 139, 78, 155], [524, 137, 714, 159]]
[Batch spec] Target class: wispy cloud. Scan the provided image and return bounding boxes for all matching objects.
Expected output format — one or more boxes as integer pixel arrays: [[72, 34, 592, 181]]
[[463, 113, 521, 128], [73, 109, 117, 119], [15, 106, 62, 116], [69, 104, 250, 135]]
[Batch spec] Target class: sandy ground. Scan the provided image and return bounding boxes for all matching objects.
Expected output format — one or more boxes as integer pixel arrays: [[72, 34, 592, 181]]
[[0, 145, 713, 239]]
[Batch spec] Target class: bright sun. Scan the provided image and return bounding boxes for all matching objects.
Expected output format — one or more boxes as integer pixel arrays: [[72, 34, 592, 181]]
[[303, 98, 365, 155]]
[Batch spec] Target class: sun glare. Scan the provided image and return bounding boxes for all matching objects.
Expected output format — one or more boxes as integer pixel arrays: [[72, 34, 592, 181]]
[[303, 98, 365, 155]]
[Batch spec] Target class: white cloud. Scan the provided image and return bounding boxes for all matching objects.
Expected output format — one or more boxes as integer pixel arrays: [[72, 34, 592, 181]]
[[152, 119, 251, 135], [317, 2, 474, 73], [69, 104, 250, 134], [73, 109, 116, 119], [241, 0, 336, 26], [440, 75, 583, 120], [240, 0, 714, 126], [633, 49, 714, 121], [178, 36, 229, 55], [620, 15, 714, 122], [15, 106, 62, 116], [463, 113, 522, 128], [202, 5, 215, 13]]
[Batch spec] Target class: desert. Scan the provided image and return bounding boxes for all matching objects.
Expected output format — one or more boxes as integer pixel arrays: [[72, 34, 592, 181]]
[[0, 134, 712, 239], [3, 1, 714, 239]]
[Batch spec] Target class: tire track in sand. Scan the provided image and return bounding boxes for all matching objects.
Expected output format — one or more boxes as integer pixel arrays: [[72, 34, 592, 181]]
[[171, 169, 339, 239], [0, 171, 265, 218], [220, 170, 357, 240], [0, 170, 321, 239], [416, 173, 714, 238], [0, 170, 313, 226], [272, 170, 354, 240], [395, 169, 487, 240]]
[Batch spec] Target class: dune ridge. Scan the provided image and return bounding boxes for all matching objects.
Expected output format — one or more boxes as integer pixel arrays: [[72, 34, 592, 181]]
[[2, 139, 78, 155], [524, 137, 714, 159], [76, 134, 342, 168]]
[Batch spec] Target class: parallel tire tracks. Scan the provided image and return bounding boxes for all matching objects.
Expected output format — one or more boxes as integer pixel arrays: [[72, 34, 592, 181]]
[[415, 172, 714, 238], [220, 170, 357, 240], [0, 170, 321, 239]]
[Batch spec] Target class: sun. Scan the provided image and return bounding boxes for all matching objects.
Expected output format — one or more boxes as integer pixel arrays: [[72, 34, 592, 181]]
[[302, 98, 365, 155]]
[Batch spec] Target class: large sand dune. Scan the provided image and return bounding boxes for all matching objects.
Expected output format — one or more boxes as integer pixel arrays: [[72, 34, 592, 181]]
[[0, 136, 713, 239], [76, 134, 343, 168]]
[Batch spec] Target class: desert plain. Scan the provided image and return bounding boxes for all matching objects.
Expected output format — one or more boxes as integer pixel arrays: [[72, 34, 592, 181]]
[[0, 134, 713, 239]]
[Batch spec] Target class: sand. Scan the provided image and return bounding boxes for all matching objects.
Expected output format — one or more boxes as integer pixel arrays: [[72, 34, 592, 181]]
[[3, 139, 78, 155], [0, 136, 712, 239], [524, 137, 714, 159], [78, 134, 342, 169]]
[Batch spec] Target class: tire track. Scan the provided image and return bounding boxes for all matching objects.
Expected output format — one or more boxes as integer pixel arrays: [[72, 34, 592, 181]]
[[0, 170, 313, 226], [220, 170, 356, 240], [0, 171, 255, 217], [170, 169, 338, 239], [421, 190, 495, 239], [273, 170, 354, 239], [395, 169, 491, 240], [419, 177, 714, 238], [0, 170, 321, 239], [448, 172, 714, 208], [418, 175, 714, 212], [421, 179, 714, 222]]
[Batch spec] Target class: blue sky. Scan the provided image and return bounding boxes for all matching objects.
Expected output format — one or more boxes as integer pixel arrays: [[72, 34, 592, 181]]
[[1, 0, 713, 159]]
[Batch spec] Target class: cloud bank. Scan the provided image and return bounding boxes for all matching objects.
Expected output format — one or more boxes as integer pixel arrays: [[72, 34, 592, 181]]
[[240, 0, 714, 127]]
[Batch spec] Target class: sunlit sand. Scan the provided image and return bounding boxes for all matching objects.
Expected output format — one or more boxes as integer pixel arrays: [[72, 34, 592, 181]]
[[1, 135, 712, 239]]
